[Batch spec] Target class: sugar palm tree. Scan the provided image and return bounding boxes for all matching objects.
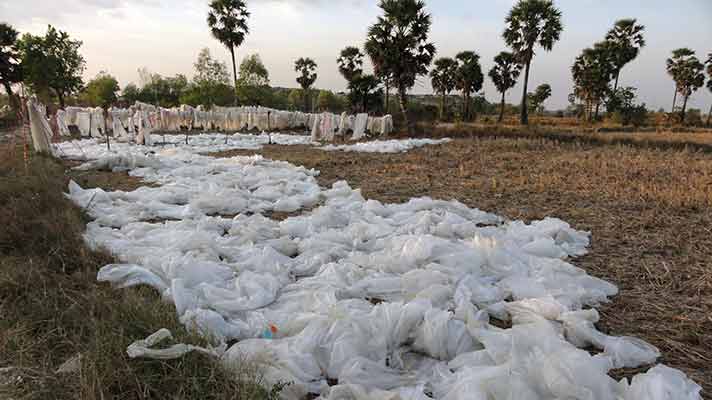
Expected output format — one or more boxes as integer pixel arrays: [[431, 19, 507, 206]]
[[489, 51, 522, 123], [338, 46, 364, 111], [705, 53, 711, 126], [295, 57, 317, 112], [666, 48, 705, 122], [430, 57, 458, 120], [454, 51, 484, 122], [337, 46, 364, 83], [605, 18, 645, 93], [365, 0, 436, 131], [207, 0, 249, 105], [364, 24, 394, 114], [572, 43, 616, 121], [503, 0, 563, 125]]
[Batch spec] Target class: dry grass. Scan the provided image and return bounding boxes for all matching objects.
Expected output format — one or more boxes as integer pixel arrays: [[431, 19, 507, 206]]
[[424, 122, 712, 152], [214, 137, 711, 395], [0, 147, 281, 399]]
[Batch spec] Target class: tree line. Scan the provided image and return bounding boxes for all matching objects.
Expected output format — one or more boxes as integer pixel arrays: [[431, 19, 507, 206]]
[[1, 0, 711, 128]]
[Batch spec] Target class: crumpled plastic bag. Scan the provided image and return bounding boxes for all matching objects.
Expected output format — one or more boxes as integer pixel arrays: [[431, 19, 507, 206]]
[[126, 328, 224, 360]]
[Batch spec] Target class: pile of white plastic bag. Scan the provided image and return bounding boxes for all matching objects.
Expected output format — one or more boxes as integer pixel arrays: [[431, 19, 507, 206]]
[[59, 138, 701, 400], [53, 133, 314, 161], [320, 138, 452, 154]]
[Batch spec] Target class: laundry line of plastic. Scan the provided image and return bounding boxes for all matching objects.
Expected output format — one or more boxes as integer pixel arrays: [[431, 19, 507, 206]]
[[54, 101, 394, 143]]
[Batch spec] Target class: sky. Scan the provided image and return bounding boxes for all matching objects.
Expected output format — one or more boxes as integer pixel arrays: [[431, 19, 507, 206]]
[[2, 0, 711, 110]]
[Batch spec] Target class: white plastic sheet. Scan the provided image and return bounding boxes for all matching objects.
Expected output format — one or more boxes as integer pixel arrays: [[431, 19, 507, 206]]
[[56, 136, 702, 400], [26, 97, 52, 154], [321, 138, 452, 153]]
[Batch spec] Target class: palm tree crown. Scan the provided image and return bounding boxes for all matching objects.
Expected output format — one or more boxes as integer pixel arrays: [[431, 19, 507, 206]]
[[430, 58, 458, 96], [489, 51, 522, 122], [503, 0, 563, 125], [605, 18, 645, 91], [365, 0, 436, 129], [489, 51, 522, 95], [295, 57, 317, 111], [430, 57, 458, 120], [666, 48, 705, 120], [337, 46, 364, 83], [503, 0, 563, 63], [207, 0, 249, 104], [207, 0, 250, 50], [454, 51, 484, 121], [295, 57, 318, 90]]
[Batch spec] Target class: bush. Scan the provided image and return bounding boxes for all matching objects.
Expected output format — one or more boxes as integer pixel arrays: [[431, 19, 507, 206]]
[[684, 109, 703, 127], [610, 104, 648, 127], [607, 87, 648, 127]]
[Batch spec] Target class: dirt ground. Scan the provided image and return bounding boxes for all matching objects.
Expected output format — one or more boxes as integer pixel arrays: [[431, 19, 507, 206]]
[[212, 137, 711, 394]]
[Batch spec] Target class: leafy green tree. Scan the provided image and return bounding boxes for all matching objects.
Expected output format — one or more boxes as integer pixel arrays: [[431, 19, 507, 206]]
[[181, 84, 235, 107], [489, 51, 522, 122], [236, 53, 271, 105], [430, 57, 458, 120], [666, 48, 705, 121], [80, 72, 119, 108], [606, 87, 648, 126], [19, 25, 86, 107], [455, 51, 484, 121], [348, 74, 383, 114], [194, 47, 230, 86], [287, 89, 304, 111], [316, 90, 346, 113], [503, 0, 563, 125], [365, 0, 436, 130], [295, 57, 317, 112], [134, 73, 188, 107], [527, 83, 551, 115], [604, 18, 645, 93], [0, 23, 22, 113], [572, 43, 616, 120], [121, 83, 141, 104], [207, 0, 250, 103], [184, 48, 233, 106], [238, 53, 269, 87]]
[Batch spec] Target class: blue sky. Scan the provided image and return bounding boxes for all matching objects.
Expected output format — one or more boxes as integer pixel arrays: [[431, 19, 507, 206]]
[[2, 0, 711, 110]]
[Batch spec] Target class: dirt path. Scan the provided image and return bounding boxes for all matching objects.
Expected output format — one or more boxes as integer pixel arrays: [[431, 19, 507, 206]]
[[212, 137, 711, 394]]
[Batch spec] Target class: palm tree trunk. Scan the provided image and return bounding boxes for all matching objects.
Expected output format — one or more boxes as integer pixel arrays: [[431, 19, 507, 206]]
[[671, 88, 677, 113], [594, 101, 600, 121], [707, 103, 712, 126], [384, 80, 390, 114], [463, 92, 471, 122], [440, 94, 445, 121], [681, 94, 689, 123], [398, 86, 410, 133], [460, 93, 465, 121], [229, 45, 238, 106], [613, 70, 620, 93], [303, 88, 309, 113], [499, 91, 506, 123], [520, 59, 531, 125], [443, 93, 448, 118]]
